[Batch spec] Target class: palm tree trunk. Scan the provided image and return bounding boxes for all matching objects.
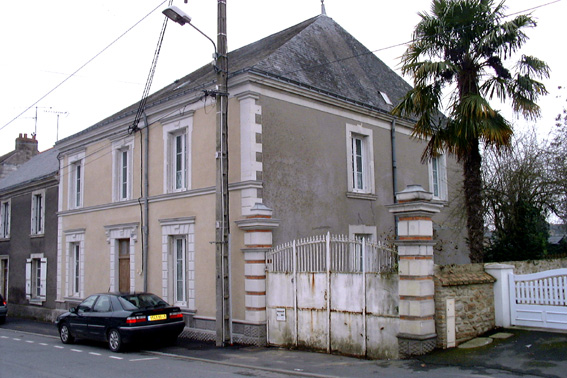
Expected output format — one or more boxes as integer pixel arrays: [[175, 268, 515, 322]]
[[463, 140, 484, 263]]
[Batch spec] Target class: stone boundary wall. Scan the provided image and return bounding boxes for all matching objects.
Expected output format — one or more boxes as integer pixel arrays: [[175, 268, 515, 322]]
[[500, 258, 567, 275], [434, 263, 495, 349]]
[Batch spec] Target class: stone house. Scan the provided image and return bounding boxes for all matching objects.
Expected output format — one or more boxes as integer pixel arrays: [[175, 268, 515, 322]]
[[0, 147, 59, 320], [53, 14, 467, 345]]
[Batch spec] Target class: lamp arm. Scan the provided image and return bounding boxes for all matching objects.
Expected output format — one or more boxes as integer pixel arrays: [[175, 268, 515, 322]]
[[189, 23, 217, 56]]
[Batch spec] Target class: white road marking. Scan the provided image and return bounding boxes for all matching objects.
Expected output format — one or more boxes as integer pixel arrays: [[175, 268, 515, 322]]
[[39, 343, 48, 346], [89, 352, 102, 356], [109, 356, 123, 360], [129, 357, 159, 362], [26, 340, 34, 344], [13, 338, 21, 341], [71, 349, 83, 353], [54, 345, 64, 349]]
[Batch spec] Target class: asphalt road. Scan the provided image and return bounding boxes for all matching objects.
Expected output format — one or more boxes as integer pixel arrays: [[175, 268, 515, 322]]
[[2, 317, 566, 378]]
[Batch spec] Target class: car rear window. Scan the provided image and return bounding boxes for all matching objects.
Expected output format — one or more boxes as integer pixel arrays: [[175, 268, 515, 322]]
[[118, 294, 169, 310], [117, 296, 138, 311]]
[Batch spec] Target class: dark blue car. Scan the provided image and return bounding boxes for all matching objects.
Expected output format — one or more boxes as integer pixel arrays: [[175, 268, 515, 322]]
[[56, 293, 185, 352]]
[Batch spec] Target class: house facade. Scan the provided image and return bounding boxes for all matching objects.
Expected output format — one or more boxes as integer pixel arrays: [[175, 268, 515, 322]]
[[0, 147, 59, 321], [54, 14, 467, 344]]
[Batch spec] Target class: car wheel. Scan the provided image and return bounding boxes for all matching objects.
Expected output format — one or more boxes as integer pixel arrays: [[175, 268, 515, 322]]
[[59, 323, 75, 344], [108, 329, 123, 353]]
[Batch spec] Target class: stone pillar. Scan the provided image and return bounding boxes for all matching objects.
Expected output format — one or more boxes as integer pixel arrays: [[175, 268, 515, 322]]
[[235, 203, 279, 344], [388, 185, 442, 357], [485, 263, 515, 327]]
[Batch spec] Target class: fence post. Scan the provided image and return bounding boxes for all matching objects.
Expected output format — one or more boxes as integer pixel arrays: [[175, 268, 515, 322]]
[[362, 236, 367, 355], [485, 263, 514, 327], [293, 239, 298, 347], [326, 231, 331, 353], [235, 203, 280, 345], [387, 185, 442, 358]]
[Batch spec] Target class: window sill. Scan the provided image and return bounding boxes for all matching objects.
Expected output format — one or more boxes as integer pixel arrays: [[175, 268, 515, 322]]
[[28, 298, 45, 306], [30, 234, 45, 239], [346, 192, 378, 201]]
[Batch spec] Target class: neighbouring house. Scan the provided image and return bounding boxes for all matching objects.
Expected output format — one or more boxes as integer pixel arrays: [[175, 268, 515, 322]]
[[549, 224, 567, 245], [0, 147, 59, 321], [0, 134, 40, 180], [53, 13, 468, 346]]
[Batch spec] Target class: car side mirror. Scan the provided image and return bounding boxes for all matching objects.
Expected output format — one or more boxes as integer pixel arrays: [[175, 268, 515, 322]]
[[70, 307, 77, 314]]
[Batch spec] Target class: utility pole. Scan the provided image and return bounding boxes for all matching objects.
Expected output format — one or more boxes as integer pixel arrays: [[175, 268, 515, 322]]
[[215, 0, 231, 347]]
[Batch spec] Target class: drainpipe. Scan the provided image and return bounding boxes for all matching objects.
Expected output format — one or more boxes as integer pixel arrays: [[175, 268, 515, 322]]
[[142, 112, 150, 292], [391, 117, 398, 203], [391, 118, 399, 238]]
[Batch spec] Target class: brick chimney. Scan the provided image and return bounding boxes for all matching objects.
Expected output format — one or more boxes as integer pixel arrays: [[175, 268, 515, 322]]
[[15, 133, 39, 158]]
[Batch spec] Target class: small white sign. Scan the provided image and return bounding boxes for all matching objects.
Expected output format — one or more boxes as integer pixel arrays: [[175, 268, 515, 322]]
[[276, 308, 286, 321]]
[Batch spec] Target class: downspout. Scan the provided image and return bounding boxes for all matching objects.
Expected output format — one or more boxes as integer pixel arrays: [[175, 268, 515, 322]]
[[142, 112, 150, 292], [391, 117, 399, 238], [391, 117, 398, 203]]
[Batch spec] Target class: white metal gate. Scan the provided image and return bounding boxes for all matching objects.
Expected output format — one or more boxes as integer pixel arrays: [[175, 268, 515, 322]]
[[265, 232, 400, 359], [509, 268, 567, 330]]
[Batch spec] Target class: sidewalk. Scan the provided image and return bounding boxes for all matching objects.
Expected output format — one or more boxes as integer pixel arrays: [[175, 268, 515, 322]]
[[2, 316, 567, 378]]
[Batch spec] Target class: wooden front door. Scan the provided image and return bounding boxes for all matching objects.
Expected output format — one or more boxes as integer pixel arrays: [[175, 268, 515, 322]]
[[118, 239, 130, 293]]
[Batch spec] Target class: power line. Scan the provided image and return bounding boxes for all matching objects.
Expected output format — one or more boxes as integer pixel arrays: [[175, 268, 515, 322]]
[[0, 0, 168, 132]]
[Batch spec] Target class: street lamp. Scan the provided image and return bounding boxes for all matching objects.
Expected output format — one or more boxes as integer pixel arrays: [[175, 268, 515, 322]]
[[163, 3, 230, 348], [162, 6, 217, 57]]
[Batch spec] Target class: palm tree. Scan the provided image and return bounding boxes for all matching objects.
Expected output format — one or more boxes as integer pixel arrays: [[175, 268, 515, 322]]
[[392, 0, 549, 263]]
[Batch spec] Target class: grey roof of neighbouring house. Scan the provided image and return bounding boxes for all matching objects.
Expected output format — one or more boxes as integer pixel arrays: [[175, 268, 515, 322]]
[[59, 15, 412, 143], [0, 147, 59, 192]]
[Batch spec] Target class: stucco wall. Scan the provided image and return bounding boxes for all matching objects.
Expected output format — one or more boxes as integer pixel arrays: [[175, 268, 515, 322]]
[[260, 94, 467, 264]]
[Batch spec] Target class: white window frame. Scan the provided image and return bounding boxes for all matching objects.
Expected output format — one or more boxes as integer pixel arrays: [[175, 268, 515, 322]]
[[163, 115, 193, 193], [65, 230, 85, 299], [160, 217, 195, 309], [429, 154, 448, 201], [25, 253, 47, 304], [0, 199, 10, 239], [346, 124, 375, 196], [112, 138, 134, 202], [31, 189, 45, 236], [67, 152, 85, 209]]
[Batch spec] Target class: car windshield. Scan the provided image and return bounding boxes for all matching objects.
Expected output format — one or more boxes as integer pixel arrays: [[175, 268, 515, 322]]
[[118, 293, 169, 310]]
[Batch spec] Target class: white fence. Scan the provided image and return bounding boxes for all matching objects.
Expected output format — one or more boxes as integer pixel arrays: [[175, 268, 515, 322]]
[[266, 233, 399, 359], [509, 268, 567, 330]]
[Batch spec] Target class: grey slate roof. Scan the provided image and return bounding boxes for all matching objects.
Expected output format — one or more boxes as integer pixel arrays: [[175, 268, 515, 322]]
[[0, 148, 59, 192], [59, 15, 412, 143]]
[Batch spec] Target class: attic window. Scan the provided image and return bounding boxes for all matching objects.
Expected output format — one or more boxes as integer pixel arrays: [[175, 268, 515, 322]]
[[380, 91, 393, 106]]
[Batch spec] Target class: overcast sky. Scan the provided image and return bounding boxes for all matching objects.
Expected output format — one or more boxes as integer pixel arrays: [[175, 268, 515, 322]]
[[0, 0, 564, 153]]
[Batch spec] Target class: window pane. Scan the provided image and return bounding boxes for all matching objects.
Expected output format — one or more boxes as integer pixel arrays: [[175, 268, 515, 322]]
[[74, 244, 80, 294], [352, 137, 364, 190], [121, 151, 128, 199], [175, 135, 184, 189], [35, 260, 41, 297], [432, 157, 439, 197], [175, 238, 185, 303], [75, 165, 82, 207]]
